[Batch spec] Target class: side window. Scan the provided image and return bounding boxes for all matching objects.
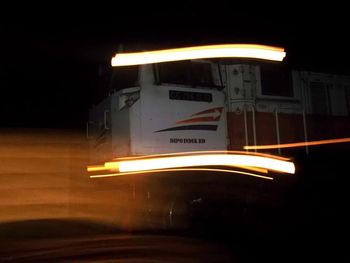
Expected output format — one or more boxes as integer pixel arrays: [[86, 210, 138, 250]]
[[260, 64, 293, 97], [310, 81, 329, 115], [93, 65, 139, 104], [346, 86, 350, 115], [191, 62, 215, 87], [158, 61, 191, 85], [110, 66, 139, 91]]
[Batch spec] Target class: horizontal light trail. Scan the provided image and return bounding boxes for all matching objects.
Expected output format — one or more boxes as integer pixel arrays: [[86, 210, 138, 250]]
[[87, 165, 110, 172], [90, 168, 273, 180], [244, 137, 350, 150], [111, 44, 286, 66], [104, 154, 295, 174]]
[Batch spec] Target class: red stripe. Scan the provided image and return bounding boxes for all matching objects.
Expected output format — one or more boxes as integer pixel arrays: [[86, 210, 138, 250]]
[[176, 116, 220, 124], [192, 107, 223, 116]]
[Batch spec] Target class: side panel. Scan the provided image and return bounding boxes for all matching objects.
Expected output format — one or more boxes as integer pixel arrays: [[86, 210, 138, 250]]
[[329, 85, 348, 116], [88, 97, 112, 163], [129, 96, 142, 155], [111, 93, 131, 157], [130, 85, 227, 155]]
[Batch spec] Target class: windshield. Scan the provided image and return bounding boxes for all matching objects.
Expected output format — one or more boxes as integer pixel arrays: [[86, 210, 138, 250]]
[[157, 60, 219, 88], [93, 66, 139, 104]]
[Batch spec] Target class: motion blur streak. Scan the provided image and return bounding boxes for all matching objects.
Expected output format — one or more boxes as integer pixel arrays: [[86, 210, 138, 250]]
[[234, 165, 268, 174], [111, 44, 286, 66], [0, 129, 109, 223], [102, 153, 295, 174], [90, 168, 274, 180], [89, 164, 268, 174], [87, 165, 111, 172], [244, 137, 350, 150]]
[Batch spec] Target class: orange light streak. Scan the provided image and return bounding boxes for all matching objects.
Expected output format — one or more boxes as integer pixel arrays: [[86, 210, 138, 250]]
[[104, 154, 294, 174], [87, 165, 111, 172], [111, 44, 286, 66], [244, 137, 350, 150], [90, 168, 273, 180], [234, 165, 268, 174], [87, 161, 267, 174]]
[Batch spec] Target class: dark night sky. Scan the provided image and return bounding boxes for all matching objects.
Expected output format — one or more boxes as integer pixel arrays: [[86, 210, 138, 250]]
[[1, 6, 349, 128]]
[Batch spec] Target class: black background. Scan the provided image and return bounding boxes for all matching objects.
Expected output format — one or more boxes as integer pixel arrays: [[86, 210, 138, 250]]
[[1, 4, 349, 128]]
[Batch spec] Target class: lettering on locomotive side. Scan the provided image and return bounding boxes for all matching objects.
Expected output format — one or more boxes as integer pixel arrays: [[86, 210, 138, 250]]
[[169, 90, 212, 102], [170, 138, 206, 144]]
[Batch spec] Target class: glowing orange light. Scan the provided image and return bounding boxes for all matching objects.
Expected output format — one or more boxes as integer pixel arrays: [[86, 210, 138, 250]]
[[90, 168, 273, 180], [244, 137, 350, 150], [87, 165, 110, 172], [104, 154, 295, 174], [87, 152, 294, 181], [111, 44, 286, 66], [234, 165, 268, 174]]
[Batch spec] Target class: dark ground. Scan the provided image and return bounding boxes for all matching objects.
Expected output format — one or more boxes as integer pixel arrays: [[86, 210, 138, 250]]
[[0, 146, 348, 262]]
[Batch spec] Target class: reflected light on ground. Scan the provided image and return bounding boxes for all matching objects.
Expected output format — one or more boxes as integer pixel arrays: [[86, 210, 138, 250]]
[[244, 137, 350, 150], [111, 44, 286, 66]]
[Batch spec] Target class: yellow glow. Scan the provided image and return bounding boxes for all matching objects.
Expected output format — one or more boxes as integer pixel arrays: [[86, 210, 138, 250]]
[[244, 137, 350, 150], [234, 165, 268, 174], [111, 44, 286, 66], [104, 154, 295, 174], [90, 168, 273, 180], [87, 165, 110, 172]]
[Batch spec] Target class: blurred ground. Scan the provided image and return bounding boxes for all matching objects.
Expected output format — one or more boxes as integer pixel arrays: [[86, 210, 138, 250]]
[[0, 128, 291, 228], [0, 220, 234, 262], [0, 128, 137, 225], [0, 128, 349, 261]]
